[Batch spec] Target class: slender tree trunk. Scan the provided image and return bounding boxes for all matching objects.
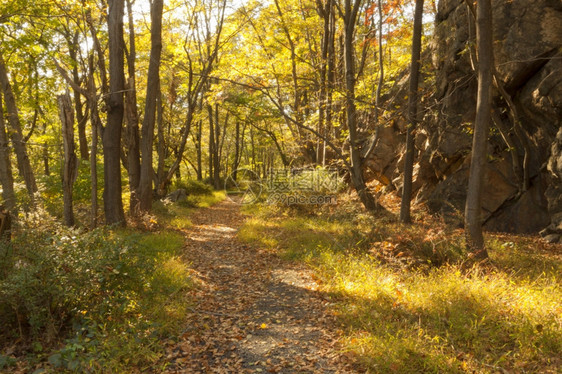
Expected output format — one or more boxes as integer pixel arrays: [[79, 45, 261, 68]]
[[43, 143, 49, 175], [156, 87, 167, 192], [0, 54, 37, 202], [317, 0, 333, 166], [208, 104, 214, 181], [400, 0, 424, 223], [250, 126, 256, 173], [58, 94, 78, 227], [87, 55, 101, 228], [89, 90, 99, 229], [104, 0, 126, 225], [219, 113, 228, 170], [125, 0, 141, 213], [325, 0, 335, 164], [375, 0, 384, 117], [139, 0, 164, 212], [68, 31, 89, 161], [126, 75, 141, 211], [344, 0, 378, 211], [0, 91, 15, 211], [232, 120, 240, 181], [213, 104, 221, 189], [196, 119, 203, 181], [465, 0, 493, 258]]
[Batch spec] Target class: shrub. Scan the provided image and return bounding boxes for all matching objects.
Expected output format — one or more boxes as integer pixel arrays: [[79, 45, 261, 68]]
[[172, 179, 213, 196], [0, 213, 132, 342], [0, 209, 190, 371]]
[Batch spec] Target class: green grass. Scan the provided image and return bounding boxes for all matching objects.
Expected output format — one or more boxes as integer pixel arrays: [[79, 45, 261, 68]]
[[0, 188, 225, 372], [0, 220, 191, 372], [152, 190, 225, 230], [64, 229, 192, 372], [239, 203, 562, 373]]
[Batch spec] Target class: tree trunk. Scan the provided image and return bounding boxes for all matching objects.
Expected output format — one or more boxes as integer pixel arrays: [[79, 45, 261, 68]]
[[375, 0, 384, 118], [58, 94, 78, 227], [196, 119, 203, 181], [125, 0, 141, 213], [0, 205, 10, 242], [68, 31, 90, 161], [232, 120, 240, 181], [326, 1, 335, 161], [317, 0, 333, 166], [156, 87, 166, 193], [213, 104, 221, 189], [0, 53, 37, 202], [103, 0, 126, 226], [344, 0, 378, 211], [399, 0, 424, 223], [208, 104, 214, 182], [139, 0, 164, 212], [465, 0, 493, 258], [90, 90, 99, 229], [87, 54, 101, 228], [43, 143, 49, 176], [0, 91, 15, 211]]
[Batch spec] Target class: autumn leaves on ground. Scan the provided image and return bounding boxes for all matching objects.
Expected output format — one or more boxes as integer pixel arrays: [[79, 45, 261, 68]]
[[1, 190, 560, 373], [163, 199, 351, 373]]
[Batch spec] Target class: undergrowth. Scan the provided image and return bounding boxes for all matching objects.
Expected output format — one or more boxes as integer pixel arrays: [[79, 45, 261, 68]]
[[0, 187, 225, 372], [239, 201, 562, 373]]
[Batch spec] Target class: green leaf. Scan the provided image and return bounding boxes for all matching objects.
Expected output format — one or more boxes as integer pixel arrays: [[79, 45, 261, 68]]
[[48, 353, 62, 367]]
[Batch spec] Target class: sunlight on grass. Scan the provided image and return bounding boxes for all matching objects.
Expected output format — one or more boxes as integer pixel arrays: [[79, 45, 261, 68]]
[[194, 190, 226, 207], [238, 217, 280, 249], [152, 191, 225, 230], [240, 204, 562, 373], [75, 229, 193, 371]]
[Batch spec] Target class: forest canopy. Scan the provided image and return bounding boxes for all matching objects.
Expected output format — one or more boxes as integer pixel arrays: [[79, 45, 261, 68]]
[[1, 0, 561, 372]]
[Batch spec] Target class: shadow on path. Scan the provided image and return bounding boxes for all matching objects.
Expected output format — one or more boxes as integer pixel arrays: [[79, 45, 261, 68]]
[[163, 199, 355, 373]]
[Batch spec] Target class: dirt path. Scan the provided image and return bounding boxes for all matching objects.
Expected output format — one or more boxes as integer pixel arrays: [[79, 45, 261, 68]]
[[163, 199, 356, 373]]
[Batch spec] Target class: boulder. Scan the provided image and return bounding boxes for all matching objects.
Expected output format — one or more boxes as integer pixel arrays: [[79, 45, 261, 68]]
[[362, 0, 561, 234], [419, 0, 561, 233], [166, 188, 187, 202], [544, 127, 562, 236]]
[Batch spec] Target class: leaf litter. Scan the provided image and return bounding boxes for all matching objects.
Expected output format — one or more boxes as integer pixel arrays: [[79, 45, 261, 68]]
[[162, 199, 358, 373]]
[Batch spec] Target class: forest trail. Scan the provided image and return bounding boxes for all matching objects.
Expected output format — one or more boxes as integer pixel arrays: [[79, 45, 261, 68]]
[[163, 199, 356, 373]]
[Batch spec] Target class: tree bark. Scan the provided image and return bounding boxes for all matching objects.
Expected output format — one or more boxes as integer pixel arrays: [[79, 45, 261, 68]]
[[90, 93, 99, 229], [0, 91, 15, 211], [0, 53, 38, 202], [343, 0, 379, 211], [213, 104, 221, 189], [88, 56, 100, 229], [103, 0, 126, 225], [399, 0, 424, 223], [208, 104, 215, 182], [125, 0, 141, 213], [464, 0, 493, 258], [0, 205, 10, 242], [139, 0, 164, 212], [68, 31, 90, 161], [232, 120, 240, 181], [156, 86, 166, 192], [196, 119, 203, 181], [317, 0, 332, 166], [58, 94, 78, 227]]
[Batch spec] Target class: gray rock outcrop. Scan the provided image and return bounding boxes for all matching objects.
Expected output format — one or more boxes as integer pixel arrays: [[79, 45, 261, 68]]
[[365, 0, 562, 236]]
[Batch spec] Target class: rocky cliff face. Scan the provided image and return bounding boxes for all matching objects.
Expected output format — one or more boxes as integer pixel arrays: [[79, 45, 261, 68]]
[[365, 0, 562, 242]]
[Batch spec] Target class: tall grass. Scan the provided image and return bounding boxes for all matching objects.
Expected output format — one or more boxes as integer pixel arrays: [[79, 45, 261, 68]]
[[239, 203, 562, 373], [0, 184, 225, 372]]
